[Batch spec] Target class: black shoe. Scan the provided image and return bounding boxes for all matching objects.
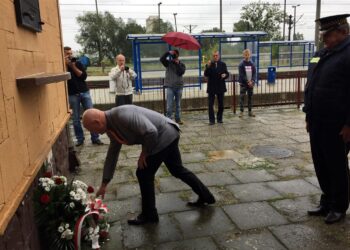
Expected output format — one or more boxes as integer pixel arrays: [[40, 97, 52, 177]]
[[307, 206, 329, 216], [324, 211, 345, 224], [75, 141, 84, 147], [127, 213, 159, 225], [92, 139, 104, 145], [209, 121, 215, 125], [187, 194, 216, 207]]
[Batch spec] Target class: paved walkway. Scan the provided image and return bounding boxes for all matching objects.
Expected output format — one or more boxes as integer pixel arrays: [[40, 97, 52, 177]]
[[75, 108, 350, 250]]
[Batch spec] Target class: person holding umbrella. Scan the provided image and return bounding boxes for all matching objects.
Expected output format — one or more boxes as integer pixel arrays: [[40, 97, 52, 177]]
[[160, 49, 186, 125]]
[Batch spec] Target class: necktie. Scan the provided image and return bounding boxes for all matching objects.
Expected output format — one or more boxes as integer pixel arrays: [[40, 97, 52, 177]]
[[107, 129, 127, 144], [215, 62, 217, 68]]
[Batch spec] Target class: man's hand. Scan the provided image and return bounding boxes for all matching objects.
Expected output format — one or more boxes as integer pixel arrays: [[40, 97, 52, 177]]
[[340, 125, 350, 143], [96, 183, 108, 199], [221, 73, 226, 79], [120, 65, 125, 71], [207, 60, 212, 67], [138, 151, 148, 169], [248, 81, 254, 88]]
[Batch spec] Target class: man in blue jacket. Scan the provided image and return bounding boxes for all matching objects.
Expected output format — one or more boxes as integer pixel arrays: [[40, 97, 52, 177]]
[[303, 14, 350, 224], [204, 51, 229, 125]]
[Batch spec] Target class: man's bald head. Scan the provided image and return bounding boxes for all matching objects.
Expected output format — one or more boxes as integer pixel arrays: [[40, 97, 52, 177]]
[[82, 108, 107, 134], [116, 54, 125, 66]]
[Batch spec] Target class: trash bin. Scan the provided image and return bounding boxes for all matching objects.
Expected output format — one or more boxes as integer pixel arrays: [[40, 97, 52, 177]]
[[267, 66, 276, 84]]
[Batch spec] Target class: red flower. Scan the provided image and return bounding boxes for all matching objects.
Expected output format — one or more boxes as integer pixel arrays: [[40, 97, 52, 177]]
[[43, 172, 52, 178], [99, 230, 109, 239], [40, 194, 51, 204], [54, 178, 63, 185], [87, 186, 94, 193]]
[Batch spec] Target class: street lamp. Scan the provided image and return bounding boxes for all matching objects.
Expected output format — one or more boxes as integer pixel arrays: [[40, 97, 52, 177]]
[[158, 2, 162, 33], [173, 13, 177, 32], [292, 4, 300, 40]]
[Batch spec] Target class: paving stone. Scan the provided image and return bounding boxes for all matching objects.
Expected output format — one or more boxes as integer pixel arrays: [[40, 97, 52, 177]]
[[223, 202, 288, 230], [227, 183, 282, 202], [271, 196, 318, 222], [230, 169, 278, 183], [205, 159, 239, 171], [214, 230, 286, 250], [123, 214, 182, 249], [303, 163, 315, 172], [305, 176, 320, 188], [196, 172, 239, 186], [116, 183, 140, 199], [101, 221, 123, 250], [270, 222, 350, 250], [207, 149, 244, 161], [106, 197, 141, 223], [184, 162, 207, 173], [273, 166, 302, 178], [181, 152, 207, 163], [156, 192, 191, 214], [290, 135, 310, 143], [156, 237, 218, 250], [159, 177, 191, 192], [174, 207, 235, 239], [267, 179, 321, 197], [107, 169, 134, 184]]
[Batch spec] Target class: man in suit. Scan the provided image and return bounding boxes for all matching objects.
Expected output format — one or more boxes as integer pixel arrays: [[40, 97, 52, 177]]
[[303, 14, 350, 224], [204, 51, 229, 125], [82, 105, 215, 225]]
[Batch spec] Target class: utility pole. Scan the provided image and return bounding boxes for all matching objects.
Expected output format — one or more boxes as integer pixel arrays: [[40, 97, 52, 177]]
[[173, 13, 177, 32], [158, 2, 162, 33], [184, 24, 197, 33], [288, 15, 293, 41], [292, 4, 300, 40], [220, 0, 222, 32], [95, 0, 102, 66], [283, 0, 286, 40], [315, 0, 321, 49]]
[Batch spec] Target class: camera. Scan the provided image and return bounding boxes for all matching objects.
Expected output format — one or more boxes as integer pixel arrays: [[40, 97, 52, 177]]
[[70, 57, 77, 63], [124, 66, 129, 71]]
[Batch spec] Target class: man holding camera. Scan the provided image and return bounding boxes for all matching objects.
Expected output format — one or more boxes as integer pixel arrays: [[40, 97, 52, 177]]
[[109, 54, 137, 106], [64, 46, 103, 147], [204, 51, 229, 125], [160, 50, 186, 125]]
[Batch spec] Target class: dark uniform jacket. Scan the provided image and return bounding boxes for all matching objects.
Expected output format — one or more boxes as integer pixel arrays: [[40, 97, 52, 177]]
[[67, 61, 88, 95], [204, 60, 229, 94], [303, 36, 350, 125]]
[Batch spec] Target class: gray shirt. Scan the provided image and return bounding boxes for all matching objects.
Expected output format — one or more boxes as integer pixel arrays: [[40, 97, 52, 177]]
[[102, 105, 180, 183]]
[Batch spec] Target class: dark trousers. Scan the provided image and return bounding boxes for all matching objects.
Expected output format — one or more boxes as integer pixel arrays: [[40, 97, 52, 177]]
[[208, 92, 224, 123], [115, 94, 133, 106], [136, 138, 212, 216], [239, 85, 253, 112], [309, 120, 350, 213]]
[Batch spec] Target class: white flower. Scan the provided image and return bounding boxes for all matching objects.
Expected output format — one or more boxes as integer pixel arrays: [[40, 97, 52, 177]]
[[74, 193, 81, 201], [44, 187, 50, 192], [58, 226, 64, 233], [65, 223, 70, 229], [89, 227, 94, 234], [69, 202, 75, 208], [94, 226, 100, 234], [70, 191, 75, 197]]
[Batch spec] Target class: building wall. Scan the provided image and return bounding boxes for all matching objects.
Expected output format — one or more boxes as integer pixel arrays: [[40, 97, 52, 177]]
[[0, 0, 70, 235]]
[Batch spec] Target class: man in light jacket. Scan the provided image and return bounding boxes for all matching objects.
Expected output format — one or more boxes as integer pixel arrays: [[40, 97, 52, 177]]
[[82, 105, 215, 225], [109, 54, 137, 106]]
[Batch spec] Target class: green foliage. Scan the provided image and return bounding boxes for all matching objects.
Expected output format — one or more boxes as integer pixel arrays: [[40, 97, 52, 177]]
[[146, 18, 174, 33], [234, 0, 284, 40], [76, 12, 145, 65]]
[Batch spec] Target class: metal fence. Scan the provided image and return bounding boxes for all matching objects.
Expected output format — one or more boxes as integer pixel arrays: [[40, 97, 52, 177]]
[[88, 70, 307, 113]]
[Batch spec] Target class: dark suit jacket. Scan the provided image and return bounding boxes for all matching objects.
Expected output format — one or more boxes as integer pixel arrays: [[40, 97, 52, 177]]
[[204, 60, 229, 94]]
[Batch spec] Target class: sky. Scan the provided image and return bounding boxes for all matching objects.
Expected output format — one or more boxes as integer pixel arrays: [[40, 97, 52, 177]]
[[59, 0, 350, 51]]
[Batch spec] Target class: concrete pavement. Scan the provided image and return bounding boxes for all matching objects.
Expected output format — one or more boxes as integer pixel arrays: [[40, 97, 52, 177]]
[[74, 108, 350, 249]]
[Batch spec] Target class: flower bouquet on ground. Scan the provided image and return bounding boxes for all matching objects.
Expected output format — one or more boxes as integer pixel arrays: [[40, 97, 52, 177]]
[[33, 172, 110, 250]]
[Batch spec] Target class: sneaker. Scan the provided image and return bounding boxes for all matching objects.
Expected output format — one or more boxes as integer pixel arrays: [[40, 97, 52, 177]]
[[75, 140, 84, 147], [209, 121, 215, 125], [239, 111, 243, 118], [92, 139, 104, 145], [176, 120, 184, 125], [217, 120, 223, 124], [248, 111, 255, 117]]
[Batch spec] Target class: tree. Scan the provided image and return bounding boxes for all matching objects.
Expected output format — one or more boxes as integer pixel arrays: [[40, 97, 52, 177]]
[[233, 1, 284, 40], [146, 18, 174, 34], [76, 12, 145, 64], [293, 32, 304, 41]]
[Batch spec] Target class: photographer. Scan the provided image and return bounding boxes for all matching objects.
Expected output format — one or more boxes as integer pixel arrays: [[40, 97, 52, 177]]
[[109, 54, 137, 106], [64, 46, 103, 146], [204, 51, 229, 125], [160, 50, 186, 125]]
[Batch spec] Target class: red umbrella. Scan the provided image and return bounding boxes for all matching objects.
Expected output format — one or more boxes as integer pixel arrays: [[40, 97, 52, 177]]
[[161, 32, 201, 50]]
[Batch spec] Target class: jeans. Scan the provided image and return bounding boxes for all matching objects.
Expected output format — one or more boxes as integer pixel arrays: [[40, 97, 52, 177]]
[[69, 91, 99, 143], [166, 87, 183, 121], [208, 92, 224, 123], [240, 85, 253, 112]]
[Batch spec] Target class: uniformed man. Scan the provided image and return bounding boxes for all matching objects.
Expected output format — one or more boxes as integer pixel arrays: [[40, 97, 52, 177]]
[[303, 14, 350, 224]]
